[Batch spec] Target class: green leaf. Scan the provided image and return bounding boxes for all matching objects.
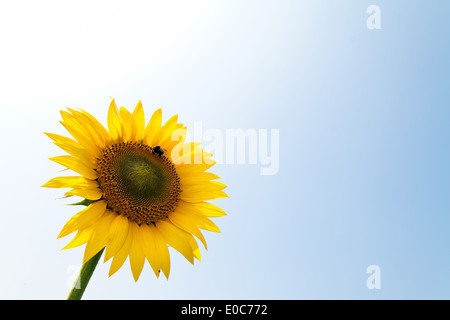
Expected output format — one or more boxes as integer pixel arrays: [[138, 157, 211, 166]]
[[67, 199, 97, 206]]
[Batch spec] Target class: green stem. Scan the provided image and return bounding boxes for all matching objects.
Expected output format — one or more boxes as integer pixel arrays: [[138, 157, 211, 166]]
[[67, 247, 105, 300]]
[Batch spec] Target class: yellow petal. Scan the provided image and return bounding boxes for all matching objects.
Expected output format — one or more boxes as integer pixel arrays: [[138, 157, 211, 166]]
[[180, 188, 228, 203], [132, 101, 145, 142], [67, 108, 106, 151], [107, 99, 122, 141], [83, 211, 115, 263], [58, 201, 107, 238], [62, 227, 93, 249], [104, 214, 129, 262], [185, 233, 201, 261], [194, 201, 227, 217], [60, 111, 101, 158], [108, 223, 133, 277], [180, 180, 226, 197], [175, 152, 215, 175], [182, 181, 227, 193], [65, 186, 103, 200], [169, 210, 208, 249], [156, 220, 194, 264], [151, 225, 171, 279], [178, 172, 221, 186], [44, 132, 78, 146], [175, 201, 221, 233], [189, 213, 221, 233], [128, 223, 145, 281], [119, 106, 132, 142], [44, 132, 95, 168], [49, 155, 98, 180], [77, 108, 111, 146], [153, 114, 178, 146], [42, 176, 94, 188], [160, 125, 186, 156], [136, 224, 162, 278], [143, 108, 162, 146]]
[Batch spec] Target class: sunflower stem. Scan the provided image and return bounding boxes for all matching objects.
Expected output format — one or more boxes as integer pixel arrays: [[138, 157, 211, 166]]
[[67, 247, 105, 300]]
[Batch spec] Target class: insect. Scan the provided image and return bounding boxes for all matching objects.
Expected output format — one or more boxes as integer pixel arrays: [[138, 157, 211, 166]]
[[152, 146, 165, 157]]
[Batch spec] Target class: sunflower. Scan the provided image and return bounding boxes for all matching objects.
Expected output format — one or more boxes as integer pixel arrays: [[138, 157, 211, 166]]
[[43, 99, 227, 281]]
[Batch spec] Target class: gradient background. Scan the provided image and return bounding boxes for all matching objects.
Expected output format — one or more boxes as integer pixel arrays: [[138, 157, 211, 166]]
[[0, 1, 449, 299]]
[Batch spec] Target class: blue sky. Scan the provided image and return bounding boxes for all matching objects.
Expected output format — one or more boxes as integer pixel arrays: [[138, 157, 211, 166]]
[[0, 1, 448, 299]]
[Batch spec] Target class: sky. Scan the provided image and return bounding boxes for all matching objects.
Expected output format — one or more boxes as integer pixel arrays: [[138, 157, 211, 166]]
[[0, 0, 449, 299]]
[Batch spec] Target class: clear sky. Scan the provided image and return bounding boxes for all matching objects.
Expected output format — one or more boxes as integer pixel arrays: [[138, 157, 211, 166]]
[[0, 0, 449, 299]]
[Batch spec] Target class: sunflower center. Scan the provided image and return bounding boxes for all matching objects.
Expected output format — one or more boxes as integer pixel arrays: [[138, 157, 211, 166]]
[[118, 155, 167, 199], [97, 141, 181, 224]]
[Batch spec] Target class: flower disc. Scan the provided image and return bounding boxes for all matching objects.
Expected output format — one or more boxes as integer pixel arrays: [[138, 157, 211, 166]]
[[97, 141, 181, 225]]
